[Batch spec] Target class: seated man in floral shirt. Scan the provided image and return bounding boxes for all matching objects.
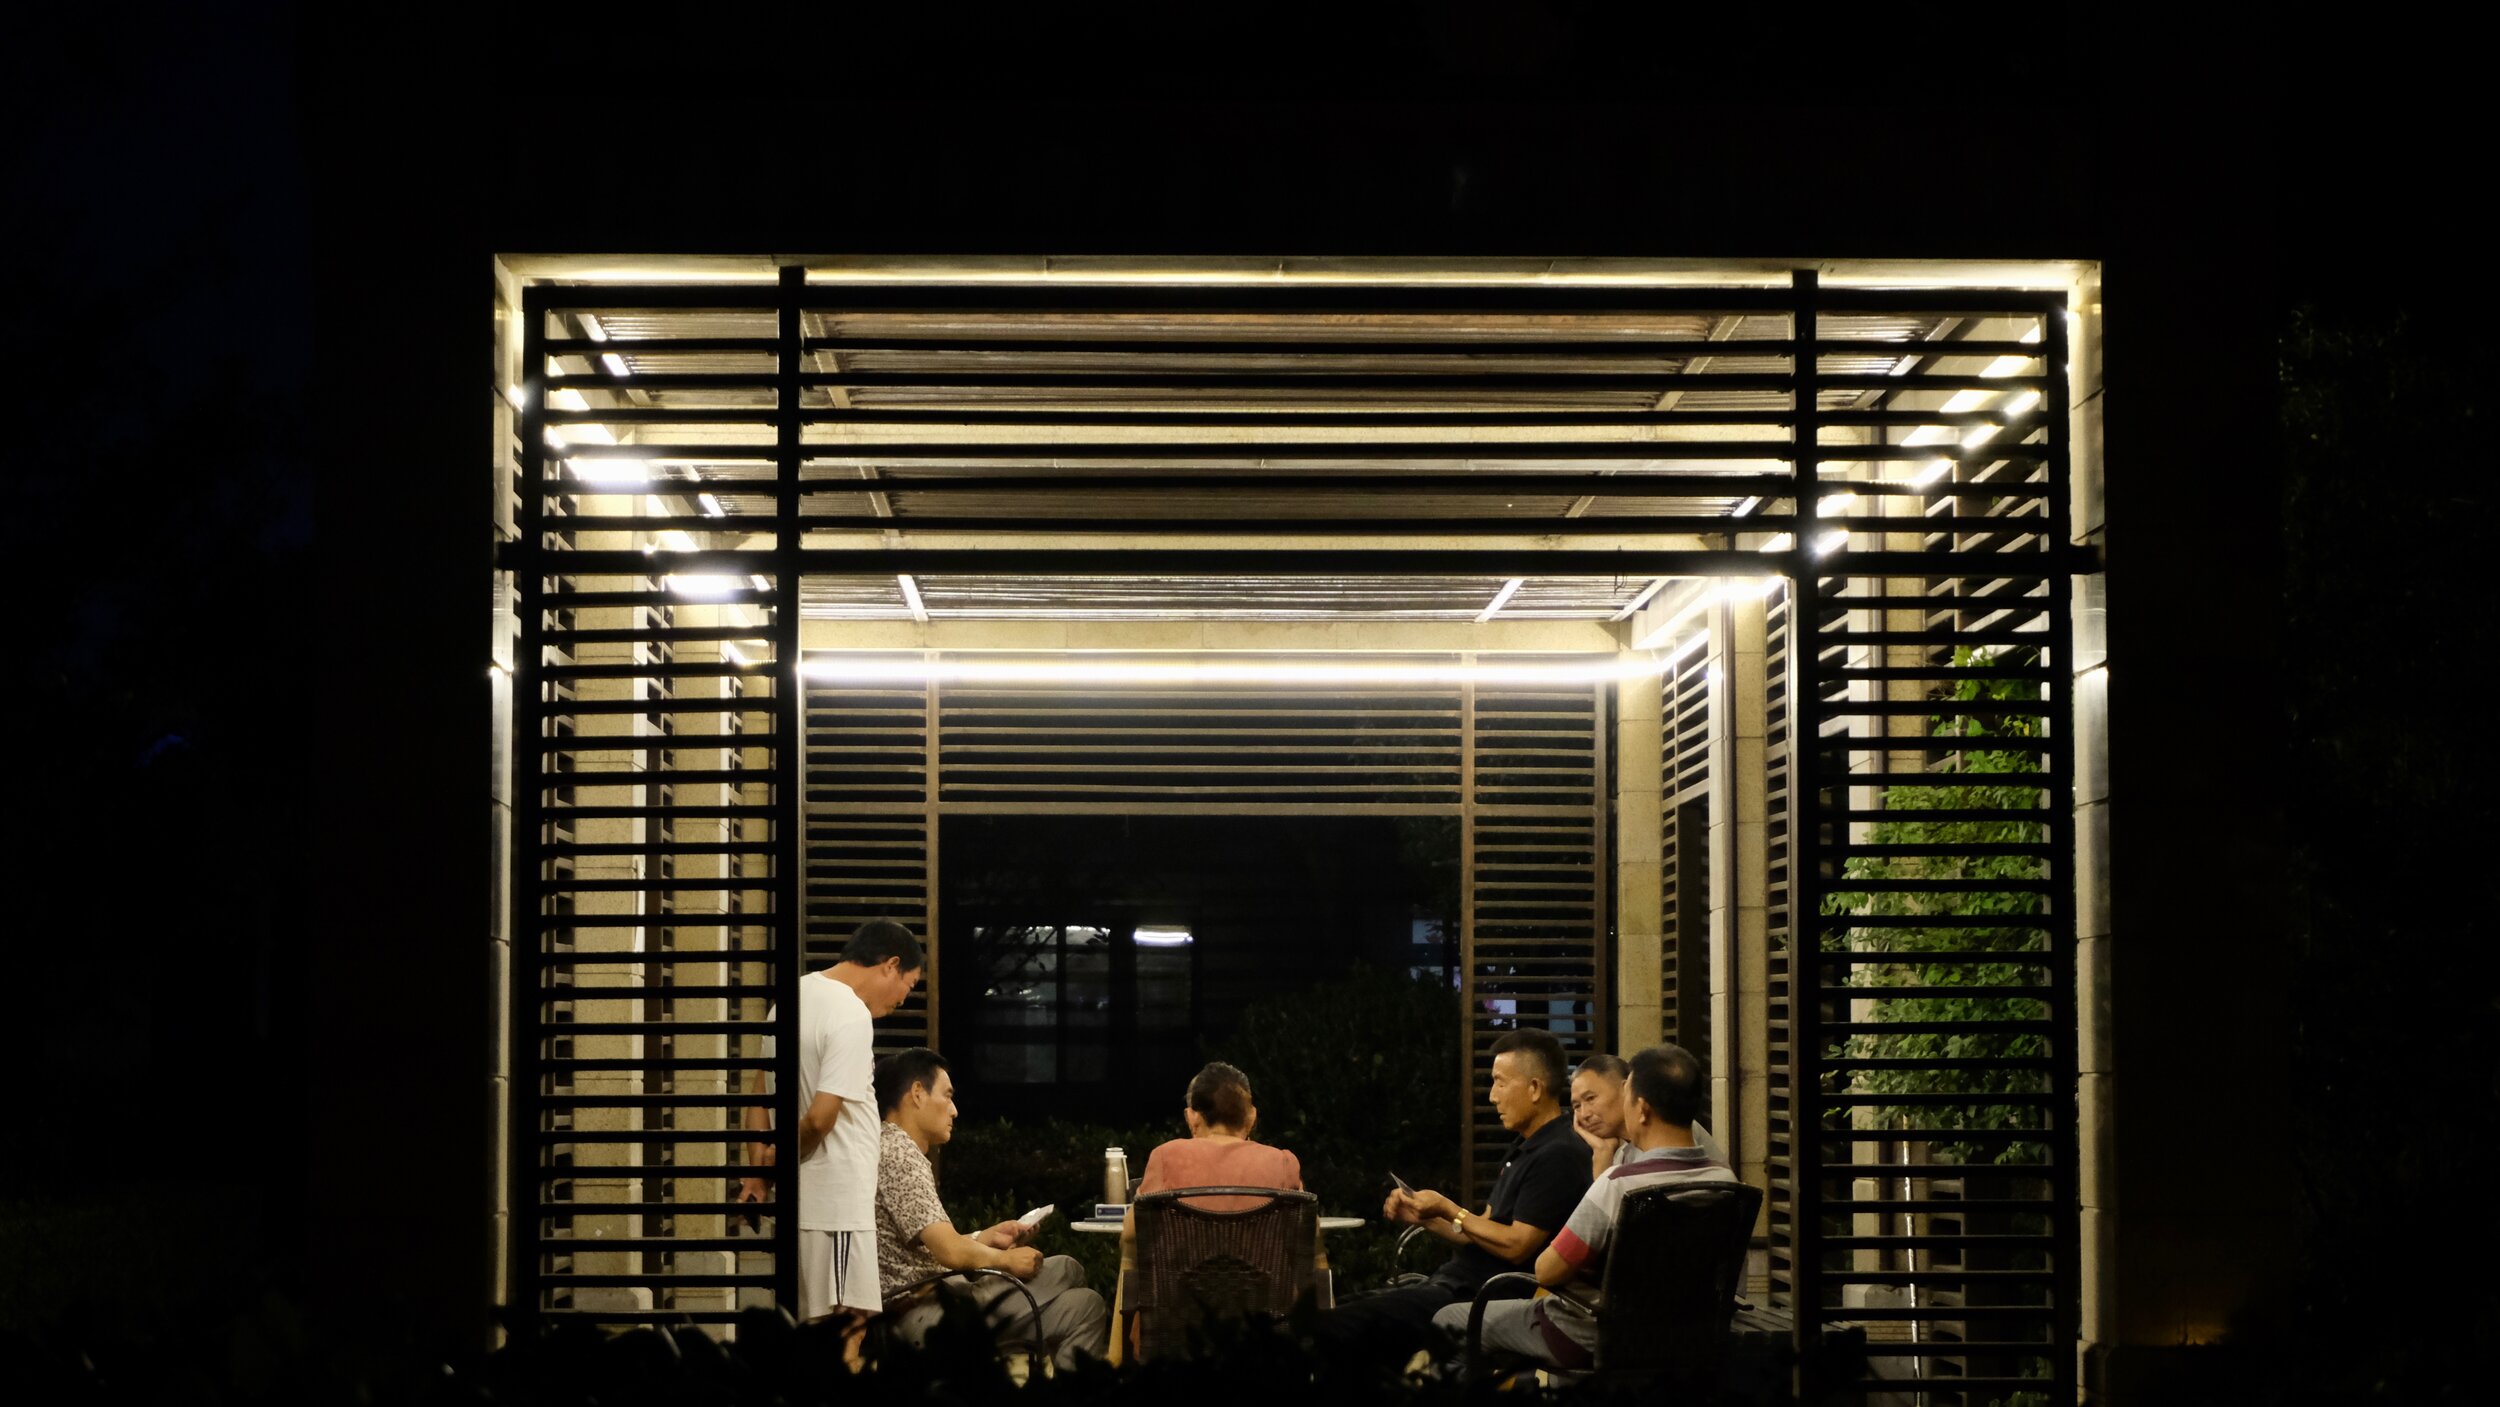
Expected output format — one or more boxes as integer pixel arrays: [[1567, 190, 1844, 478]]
[[871, 1048, 1109, 1372]]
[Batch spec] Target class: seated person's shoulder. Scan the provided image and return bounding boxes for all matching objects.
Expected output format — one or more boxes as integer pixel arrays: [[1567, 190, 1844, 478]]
[[878, 1128, 925, 1178]]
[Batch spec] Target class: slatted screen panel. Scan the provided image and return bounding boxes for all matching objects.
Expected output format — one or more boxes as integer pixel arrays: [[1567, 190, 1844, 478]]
[[1463, 681, 1608, 1198], [511, 283, 797, 1323], [1659, 646, 1711, 1052], [802, 681, 935, 1054], [934, 678, 1466, 807], [1789, 284, 2077, 1403], [1764, 580, 1800, 1309]]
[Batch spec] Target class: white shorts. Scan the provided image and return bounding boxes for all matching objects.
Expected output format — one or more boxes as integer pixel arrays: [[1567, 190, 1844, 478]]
[[794, 1229, 881, 1319]]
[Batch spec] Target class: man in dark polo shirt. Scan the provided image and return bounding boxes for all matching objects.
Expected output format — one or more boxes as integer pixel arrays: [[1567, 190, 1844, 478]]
[[1310, 1028, 1591, 1364]]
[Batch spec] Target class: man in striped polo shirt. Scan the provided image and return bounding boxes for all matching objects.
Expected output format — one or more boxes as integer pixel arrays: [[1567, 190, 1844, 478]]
[[1434, 1042, 1736, 1371]]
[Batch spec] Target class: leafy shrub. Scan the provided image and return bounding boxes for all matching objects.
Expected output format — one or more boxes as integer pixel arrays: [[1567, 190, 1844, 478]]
[[1208, 964, 1462, 1213], [1825, 649, 2052, 1167]]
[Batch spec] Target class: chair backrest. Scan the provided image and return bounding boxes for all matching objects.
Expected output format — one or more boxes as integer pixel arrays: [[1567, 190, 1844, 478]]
[[1593, 1180, 1764, 1379], [1129, 1186, 1320, 1360]]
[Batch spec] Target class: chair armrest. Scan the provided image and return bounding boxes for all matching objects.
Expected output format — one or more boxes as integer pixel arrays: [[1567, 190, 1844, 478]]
[[1542, 1280, 1596, 1314], [1464, 1271, 1542, 1373], [879, 1267, 1046, 1377], [1385, 1223, 1443, 1286]]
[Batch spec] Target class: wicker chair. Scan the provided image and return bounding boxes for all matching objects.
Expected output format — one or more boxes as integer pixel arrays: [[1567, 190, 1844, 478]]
[[1464, 1181, 1763, 1389], [875, 1266, 1047, 1377], [1125, 1186, 1322, 1361]]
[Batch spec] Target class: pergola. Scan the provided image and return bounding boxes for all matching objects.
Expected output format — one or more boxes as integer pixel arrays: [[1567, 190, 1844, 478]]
[[489, 255, 2103, 1400]]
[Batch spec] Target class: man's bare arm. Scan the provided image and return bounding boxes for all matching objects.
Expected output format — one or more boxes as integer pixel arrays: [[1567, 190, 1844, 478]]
[[917, 1222, 1043, 1279], [738, 1068, 774, 1203], [797, 1092, 842, 1164], [1407, 1188, 1552, 1264], [1534, 1244, 1573, 1287]]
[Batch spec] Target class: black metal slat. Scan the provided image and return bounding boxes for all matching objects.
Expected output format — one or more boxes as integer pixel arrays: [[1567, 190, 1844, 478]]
[[1817, 1167, 2054, 1180], [1823, 1235, 2056, 1249], [796, 515, 1793, 536], [534, 1202, 774, 1216], [534, 844, 776, 860], [528, 918, 784, 934], [509, 546, 2094, 579], [537, 661, 773, 681], [535, 987, 777, 1003], [638, 471, 1804, 496], [545, 876, 770, 893], [801, 438, 1811, 460], [1815, 912, 2052, 929], [532, 281, 2056, 315], [537, 1093, 779, 1107], [527, 1311, 762, 1325], [507, 283, 548, 1323], [543, 337, 779, 354], [1819, 1020, 2054, 1036], [1785, 273, 1828, 1360], [536, 1274, 766, 1288], [545, 1058, 776, 1071], [534, 1238, 767, 1253], [771, 266, 807, 1313], [548, 1022, 773, 1036]]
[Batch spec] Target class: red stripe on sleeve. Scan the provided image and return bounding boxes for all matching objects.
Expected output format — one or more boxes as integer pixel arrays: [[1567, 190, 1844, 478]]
[[1552, 1228, 1590, 1266]]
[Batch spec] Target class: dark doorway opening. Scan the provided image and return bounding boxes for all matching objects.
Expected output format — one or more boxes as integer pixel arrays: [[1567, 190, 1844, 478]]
[[940, 813, 1457, 1122]]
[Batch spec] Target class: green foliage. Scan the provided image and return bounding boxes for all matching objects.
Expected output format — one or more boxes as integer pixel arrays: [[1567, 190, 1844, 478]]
[[1208, 965, 1462, 1215], [1823, 649, 2051, 1168]]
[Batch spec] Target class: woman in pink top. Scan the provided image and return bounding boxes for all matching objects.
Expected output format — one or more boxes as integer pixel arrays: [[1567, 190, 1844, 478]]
[[1118, 1062, 1307, 1359], [1133, 1061, 1303, 1209]]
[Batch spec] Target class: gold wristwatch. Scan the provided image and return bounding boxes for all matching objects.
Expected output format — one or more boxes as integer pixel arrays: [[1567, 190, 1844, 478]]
[[1452, 1209, 1469, 1236]]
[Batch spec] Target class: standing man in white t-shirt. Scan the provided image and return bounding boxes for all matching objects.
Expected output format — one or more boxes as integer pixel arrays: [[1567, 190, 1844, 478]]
[[739, 919, 926, 1324]]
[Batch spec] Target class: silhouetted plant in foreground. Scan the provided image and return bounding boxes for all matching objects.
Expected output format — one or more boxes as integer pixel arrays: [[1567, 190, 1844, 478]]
[[12, 1290, 1854, 1405]]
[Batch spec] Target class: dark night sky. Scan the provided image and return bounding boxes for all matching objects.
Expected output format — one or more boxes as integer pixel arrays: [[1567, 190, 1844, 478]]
[[7, 3, 2487, 1388]]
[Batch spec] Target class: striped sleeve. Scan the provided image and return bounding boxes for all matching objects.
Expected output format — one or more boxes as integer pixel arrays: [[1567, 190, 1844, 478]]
[[1552, 1176, 1617, 1267]]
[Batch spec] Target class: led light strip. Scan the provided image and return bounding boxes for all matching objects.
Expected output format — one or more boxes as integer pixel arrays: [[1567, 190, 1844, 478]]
[[798, 655, 1676, 686]]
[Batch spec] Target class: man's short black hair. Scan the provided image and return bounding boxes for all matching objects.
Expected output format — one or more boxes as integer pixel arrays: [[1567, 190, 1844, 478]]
[[1626, 1043, 1705, 1127], [874, 1047, 950, 1116], [841, 918, 926, 972], [1489, 1028, 1568, 1101], [1575, 1052, 1631, 1082]]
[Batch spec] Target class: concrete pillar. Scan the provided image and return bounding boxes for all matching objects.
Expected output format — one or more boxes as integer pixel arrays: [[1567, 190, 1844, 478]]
[[1711, 596, 1769, 1199], [2067, 280, 2115, 1385], [1614, 668, 1666, 1052]]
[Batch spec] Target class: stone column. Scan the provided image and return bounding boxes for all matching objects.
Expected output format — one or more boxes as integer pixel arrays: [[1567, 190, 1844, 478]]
[[1710, 595, 1769, 1199], [1614, 667, 1666, 1052], [2067, 281, 2115, 1386]]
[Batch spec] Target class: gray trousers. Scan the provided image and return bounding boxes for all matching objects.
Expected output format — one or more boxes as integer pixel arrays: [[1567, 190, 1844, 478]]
[[887, 1254, 1110, 1372], [1431, 1296, 1592, 1372]]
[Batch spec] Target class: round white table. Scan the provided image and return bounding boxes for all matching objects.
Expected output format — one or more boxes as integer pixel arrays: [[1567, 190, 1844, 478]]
[[1072, 1215, 1363, 1233]]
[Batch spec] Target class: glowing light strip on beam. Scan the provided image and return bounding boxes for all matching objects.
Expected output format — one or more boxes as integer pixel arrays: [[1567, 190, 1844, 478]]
[[799, 655, 1676, 686]]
